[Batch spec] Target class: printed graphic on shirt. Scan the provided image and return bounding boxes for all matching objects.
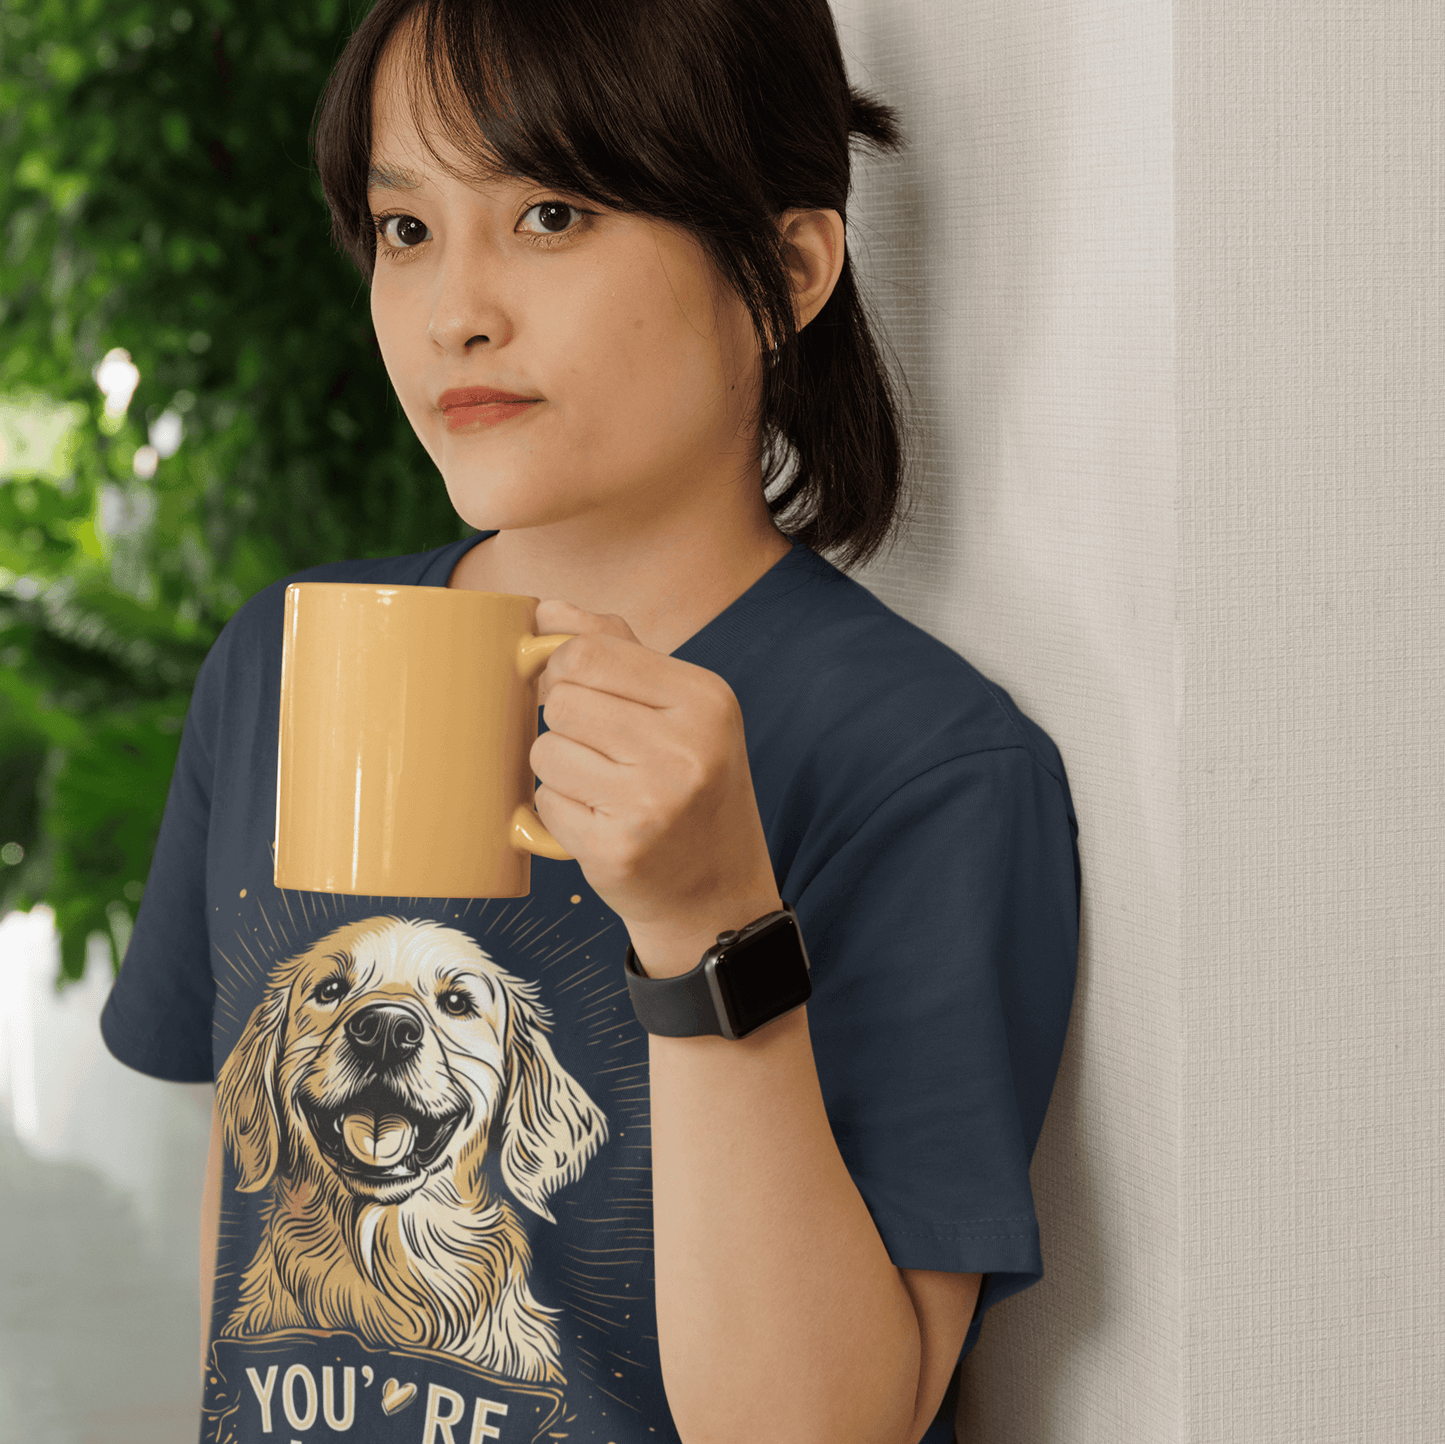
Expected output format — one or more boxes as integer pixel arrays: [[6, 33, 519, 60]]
[[204, 914, 612, 1442], [204, 1332, 567, 1444]]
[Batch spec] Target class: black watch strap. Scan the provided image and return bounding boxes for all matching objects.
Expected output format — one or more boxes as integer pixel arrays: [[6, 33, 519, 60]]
[[623, 903, 811, 1040]]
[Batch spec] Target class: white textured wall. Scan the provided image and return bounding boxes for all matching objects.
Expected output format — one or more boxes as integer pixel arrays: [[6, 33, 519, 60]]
[[1176, 5, 1443, 1440], [831, 2, 1443, 1441]]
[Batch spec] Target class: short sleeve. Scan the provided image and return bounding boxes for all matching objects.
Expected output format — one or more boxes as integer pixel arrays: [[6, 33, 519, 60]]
[[99, 634, 226, 1083], [791, 744, 1079, 1355]]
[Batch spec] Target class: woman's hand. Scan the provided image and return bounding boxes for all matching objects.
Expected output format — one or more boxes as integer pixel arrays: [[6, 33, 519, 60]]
[[530, 599, 782, 977]]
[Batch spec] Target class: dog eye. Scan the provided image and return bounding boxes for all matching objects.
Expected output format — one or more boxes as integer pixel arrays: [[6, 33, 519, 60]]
[[438, 989, 475, 1018], [313, 977, 349, 1005]]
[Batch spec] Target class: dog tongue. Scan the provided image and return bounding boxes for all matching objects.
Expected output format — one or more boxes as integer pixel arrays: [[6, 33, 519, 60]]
[[341, 1110, 415, 1167]]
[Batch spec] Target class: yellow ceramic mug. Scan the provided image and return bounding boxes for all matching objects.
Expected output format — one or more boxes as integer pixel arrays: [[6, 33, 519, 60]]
[[273, 583, 573, 898]]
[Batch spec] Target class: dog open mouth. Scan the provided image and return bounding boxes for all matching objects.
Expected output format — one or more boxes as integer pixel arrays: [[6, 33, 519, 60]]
[[304, 1083, 466, 1182]]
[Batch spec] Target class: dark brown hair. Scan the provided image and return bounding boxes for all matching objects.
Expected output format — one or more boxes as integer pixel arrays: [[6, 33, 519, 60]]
[[313, 0, 911, 570]]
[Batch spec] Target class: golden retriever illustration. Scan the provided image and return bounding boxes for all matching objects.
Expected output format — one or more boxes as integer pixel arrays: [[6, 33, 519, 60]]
[[216, 916, 608, 1384]]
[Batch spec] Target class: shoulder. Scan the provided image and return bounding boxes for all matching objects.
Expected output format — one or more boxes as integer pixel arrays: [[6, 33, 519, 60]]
[[732, 547, 1069, 798], [735, 549, 1080, 937]]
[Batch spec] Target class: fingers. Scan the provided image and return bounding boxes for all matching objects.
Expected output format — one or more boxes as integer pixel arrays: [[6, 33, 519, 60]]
[[531, 779, 599, 850], [542, 679, 650, 765], [535, 599, 638, 644], [533, 683, 728, 815], [531, 727, 625, 813], [533, 601, 660, 706], [524, 602, 770, 930], [527, 601, 746, 871], [540, 629, 690, 709]]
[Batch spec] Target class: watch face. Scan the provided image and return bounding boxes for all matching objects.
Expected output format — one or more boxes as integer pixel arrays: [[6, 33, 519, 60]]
[[712, 917, 812, 1038]]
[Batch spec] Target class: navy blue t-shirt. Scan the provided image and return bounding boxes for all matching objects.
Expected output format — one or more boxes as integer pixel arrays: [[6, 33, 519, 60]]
[[101, 532, 1080, 1444]]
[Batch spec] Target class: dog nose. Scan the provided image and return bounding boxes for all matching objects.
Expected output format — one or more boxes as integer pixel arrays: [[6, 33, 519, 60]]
[[345, 1004, 424, 1066]]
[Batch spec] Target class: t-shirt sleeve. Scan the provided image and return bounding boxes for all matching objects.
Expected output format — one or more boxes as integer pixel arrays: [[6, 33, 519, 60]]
[[98, 632, 227, 1083], [791, 743, 1079, 1354]]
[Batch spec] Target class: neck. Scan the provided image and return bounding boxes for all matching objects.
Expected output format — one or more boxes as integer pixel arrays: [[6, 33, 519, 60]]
[[446, 471, 793, 656]]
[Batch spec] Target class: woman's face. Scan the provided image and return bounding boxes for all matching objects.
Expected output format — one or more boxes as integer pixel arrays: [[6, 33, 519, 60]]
[[367, 39, 766, 537]]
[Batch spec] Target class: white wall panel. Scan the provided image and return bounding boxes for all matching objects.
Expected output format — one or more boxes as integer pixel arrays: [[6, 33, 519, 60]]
[[828, 2, 1442, 1440], [833, 1, 1180, 1437], [1176, 4, 1443, 1441]]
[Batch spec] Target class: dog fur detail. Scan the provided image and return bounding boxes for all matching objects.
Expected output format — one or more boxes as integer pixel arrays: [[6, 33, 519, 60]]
[[215, 916, 609, 1384]]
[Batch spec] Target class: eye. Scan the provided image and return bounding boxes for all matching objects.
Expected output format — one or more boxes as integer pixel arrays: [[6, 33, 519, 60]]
[[312, 976, 349, 1005], [517, 201, 585, 237], [374, 213, 431, 251], [438, 987, 476, 1018]]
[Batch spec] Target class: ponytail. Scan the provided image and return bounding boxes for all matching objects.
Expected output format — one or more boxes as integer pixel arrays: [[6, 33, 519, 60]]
[[849, 90, 904, 153], [750, 84, 910, 571], [764, 253, 910, 571]]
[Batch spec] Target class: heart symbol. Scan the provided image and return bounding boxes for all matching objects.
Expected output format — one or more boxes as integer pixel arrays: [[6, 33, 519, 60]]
[[381, 1379, 417, 1415]]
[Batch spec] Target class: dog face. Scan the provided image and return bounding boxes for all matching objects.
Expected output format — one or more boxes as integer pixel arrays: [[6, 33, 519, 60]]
[[217, 917, 607, 1222]]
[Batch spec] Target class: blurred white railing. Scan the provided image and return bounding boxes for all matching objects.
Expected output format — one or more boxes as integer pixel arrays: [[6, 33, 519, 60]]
[[0, 906, 211, 1442], [0, 908, 210, 1228]]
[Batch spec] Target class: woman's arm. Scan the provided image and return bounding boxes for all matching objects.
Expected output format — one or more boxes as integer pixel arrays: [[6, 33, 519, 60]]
[[648, 973, 980, 1444], [199, 1095, 222, 1383], [530, 605, 982, 1444], [898, 1267, 985, 1441]]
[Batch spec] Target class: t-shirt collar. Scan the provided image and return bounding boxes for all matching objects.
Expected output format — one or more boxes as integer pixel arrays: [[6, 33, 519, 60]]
[[414, 531, 832, 672]]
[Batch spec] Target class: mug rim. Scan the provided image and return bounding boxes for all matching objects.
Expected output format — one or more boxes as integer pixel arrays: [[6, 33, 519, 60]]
[[285, 580, 543, 606]]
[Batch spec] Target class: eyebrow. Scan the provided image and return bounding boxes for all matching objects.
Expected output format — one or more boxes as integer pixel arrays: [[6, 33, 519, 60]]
[[367, 161, 422, 192]]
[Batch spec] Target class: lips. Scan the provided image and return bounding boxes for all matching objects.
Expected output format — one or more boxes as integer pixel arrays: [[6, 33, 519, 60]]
[[439, 386, 537, 409], [304, 1082, 465, 1182], [438, 386, 540, 430]]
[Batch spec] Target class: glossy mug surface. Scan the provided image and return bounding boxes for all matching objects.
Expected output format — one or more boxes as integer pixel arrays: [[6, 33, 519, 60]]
[[274, 583, 573, 898]]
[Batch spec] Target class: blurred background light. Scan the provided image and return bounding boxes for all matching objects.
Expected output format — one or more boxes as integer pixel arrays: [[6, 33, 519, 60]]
[[93, 347, 141, 419], [149, 409, 183, 457], [98, 483, 158, 540], [0, 395, 86, 480]]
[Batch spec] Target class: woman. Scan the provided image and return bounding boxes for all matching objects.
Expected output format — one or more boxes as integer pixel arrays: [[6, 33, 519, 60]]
[[101, 2, 1081, 1442]]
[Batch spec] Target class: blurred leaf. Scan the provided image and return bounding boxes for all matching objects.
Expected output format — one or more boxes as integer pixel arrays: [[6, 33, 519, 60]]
[[46, 698, 187, 981], [1, 0, 472, 981]]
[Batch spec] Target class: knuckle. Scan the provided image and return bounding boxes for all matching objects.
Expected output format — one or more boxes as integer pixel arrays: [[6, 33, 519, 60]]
[[680, 752, 714, 797], [564, 633, 603, 672], [541, 680, 572, 724], [700, 670, 739, 717], [610, 822, 649, 873], [633, 789, 678, 838]]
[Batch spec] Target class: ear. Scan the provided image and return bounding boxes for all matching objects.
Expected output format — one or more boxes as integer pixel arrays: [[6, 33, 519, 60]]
[[777, 207, 846, 333], [216, 981, 288, 1192], [499, 995, 609, 1223]]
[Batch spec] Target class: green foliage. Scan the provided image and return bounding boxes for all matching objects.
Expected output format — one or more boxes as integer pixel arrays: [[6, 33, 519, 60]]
[[0, 0, 469, 981]]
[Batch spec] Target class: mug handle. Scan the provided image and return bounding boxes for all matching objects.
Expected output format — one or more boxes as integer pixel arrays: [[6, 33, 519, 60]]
[[511, 632, 576, 860], [515, 631, 574, 682]]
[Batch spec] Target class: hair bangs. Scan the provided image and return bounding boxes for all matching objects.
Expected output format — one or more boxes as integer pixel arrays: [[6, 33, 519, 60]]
[[397, 4, 622, 210]]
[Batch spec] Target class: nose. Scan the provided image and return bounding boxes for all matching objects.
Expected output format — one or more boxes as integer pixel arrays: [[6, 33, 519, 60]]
[[428, 316, 495, 352], [345, 1004, 424, 1068], [426, 259, 512, 355]]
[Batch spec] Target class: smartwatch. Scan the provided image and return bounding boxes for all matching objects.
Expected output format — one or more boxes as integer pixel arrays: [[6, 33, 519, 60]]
[[623, 903, 812, 1040]]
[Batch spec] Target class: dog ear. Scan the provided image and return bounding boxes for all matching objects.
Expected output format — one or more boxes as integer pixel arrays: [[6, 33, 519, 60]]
[[216, 980, 288, 1192], [499, 998, 609, 1223]]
